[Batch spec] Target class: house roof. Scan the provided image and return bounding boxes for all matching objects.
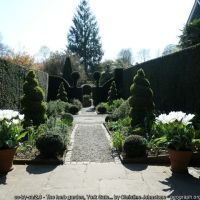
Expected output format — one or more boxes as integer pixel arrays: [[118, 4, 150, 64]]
[[187, 0, 200, 23]]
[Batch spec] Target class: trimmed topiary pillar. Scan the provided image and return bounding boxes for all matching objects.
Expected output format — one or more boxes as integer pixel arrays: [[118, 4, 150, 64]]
[[129, 68, 154, 130], [21, 70, 47, 126], [57, 82, 68, 102], [71, 71, 80, 87], [107, 81, 118, 103], [93, 71, 101, 87]]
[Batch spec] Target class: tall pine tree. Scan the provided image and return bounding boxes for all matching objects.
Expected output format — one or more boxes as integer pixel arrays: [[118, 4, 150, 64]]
[[67, 0, 103, 76]]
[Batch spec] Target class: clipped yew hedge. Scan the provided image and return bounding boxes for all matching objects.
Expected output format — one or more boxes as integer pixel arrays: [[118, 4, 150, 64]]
[[0, 58, 48, 110], [123, 44, 200, 114]]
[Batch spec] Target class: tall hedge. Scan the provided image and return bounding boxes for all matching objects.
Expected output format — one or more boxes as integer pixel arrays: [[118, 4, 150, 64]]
[[21, 70, 47, 126], [129, 69, 154, 128], [123, 44, 200, 114], [0, 58, 48, 110]]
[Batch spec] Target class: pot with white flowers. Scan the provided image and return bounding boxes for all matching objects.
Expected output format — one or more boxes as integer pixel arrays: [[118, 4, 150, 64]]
[[154, 111, 195, 173], [0, 110, 26, 173]]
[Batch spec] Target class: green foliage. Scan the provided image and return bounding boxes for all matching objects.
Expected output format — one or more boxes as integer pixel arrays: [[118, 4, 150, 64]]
[[36, 133, 65, 158], [111, 131, 125, 151], [57, 82, 68, 102], [179, 19, 200, 49], [0, 110, 26, 149], [111, 100, 130, 121], [129, 68, 154, 130], [67, 0, 103, 75], [0, 59, 48, 110], [123, 135, 147, 158], [99, 64, 113, 85], [107, 81, 118, 103], [106, 98, 124, 113], [71, 71, 80, 87], [47, 100, 71, 117], [96, 103, 107, 114], [152, 112, 195, 151], [61, 113, 73, 126], [82, 95, 91, 107], [123, 44, 200, 114], [82, 84, 92, 95], [21, 70, 47, 126], [63, 56, 72, 85], [69, 105, 79, 115], [71, 99, 82, 110], [35, 117, 69, 158]]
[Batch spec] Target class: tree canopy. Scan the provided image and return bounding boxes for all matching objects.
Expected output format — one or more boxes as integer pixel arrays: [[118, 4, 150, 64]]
[[67, 0, 103, 76]]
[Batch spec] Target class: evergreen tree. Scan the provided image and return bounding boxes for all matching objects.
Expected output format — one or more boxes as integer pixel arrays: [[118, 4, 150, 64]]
[[21, 70, 47, 126], [57, 82, 68, 102], [107, 81, 118, 103], [129, 69, 154, 130], [63, 56, 72, 85], [67, 0, 104, 76], [179, 19, 200, 49]]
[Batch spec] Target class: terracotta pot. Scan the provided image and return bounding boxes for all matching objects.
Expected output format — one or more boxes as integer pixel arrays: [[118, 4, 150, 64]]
[[168, 149, 192, 174], [0, 148, 16, 173]]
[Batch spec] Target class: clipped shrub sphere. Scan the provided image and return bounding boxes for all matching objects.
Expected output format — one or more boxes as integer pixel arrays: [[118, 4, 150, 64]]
[[123, 135, 147, 158], [69, 105, 79, 115], [36, 133, 65, 158], [96, 104, 107, 114]]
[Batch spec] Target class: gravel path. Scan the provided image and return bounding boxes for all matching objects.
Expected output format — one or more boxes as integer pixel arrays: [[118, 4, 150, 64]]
[[70, 108, 114, 162]]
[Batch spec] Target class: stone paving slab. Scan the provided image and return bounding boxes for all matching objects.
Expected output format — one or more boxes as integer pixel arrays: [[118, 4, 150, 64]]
[[1, 164, 200, 199]]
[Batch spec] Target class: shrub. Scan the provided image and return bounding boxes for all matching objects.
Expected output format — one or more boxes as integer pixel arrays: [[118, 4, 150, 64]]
[[21, 70, 47, 126], [111, 100, 130, 120], [61, 113, 73, 126], [123, 135, 147, 158], [69, 105, 79, 115], [82, 95, 92, 107], [47, 100, 71, 117], [71, 99, 82, 110], [36, 132, 65, 158], [112, 131, 125, 152], [107, 81, 118, 103], [129, 68, 154, 129], [96, 103, 107, 114], [57, 82, 68, 102], [71, 71, 80, 87], [82, 84, 92, 95]]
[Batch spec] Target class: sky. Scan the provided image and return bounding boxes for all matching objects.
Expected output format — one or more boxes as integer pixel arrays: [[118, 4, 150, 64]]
[[0, 0, 195, 61]]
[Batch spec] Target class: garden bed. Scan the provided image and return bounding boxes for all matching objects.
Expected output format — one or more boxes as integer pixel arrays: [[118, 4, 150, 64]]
[[104, 123, 200, 166], [14, 147, 67, 165], [120, 151, 200, 166]]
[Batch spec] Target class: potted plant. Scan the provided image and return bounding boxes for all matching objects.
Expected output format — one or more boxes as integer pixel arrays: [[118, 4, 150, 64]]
[[0, 110, 26, 173], [153, 111, 195, 173]]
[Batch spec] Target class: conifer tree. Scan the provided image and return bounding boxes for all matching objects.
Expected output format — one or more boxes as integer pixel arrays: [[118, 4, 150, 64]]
[[67, 0, 103, 76], [57, 82, 68, 102], [21, 70, 47, 126], [129, 69, 154, 129], [107, 81, 118, 103]]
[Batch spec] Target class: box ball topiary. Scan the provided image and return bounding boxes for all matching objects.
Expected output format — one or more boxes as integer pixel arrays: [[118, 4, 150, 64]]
[[123, 135, 147, 158], [61, 113, 73, 125], [36, 133, 65, 158], [69, 105, 79, 115], [96, 104, 107, 114]]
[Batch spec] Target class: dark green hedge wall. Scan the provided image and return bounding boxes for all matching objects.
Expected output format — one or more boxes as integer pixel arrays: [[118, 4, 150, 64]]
[[123, 44, 200, 114], [0, 59, 48, 110]]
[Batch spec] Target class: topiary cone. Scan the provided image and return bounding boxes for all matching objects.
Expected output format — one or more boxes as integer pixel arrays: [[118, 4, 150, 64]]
[[21, 70, 47, 126], [129, 68, 154, 129]]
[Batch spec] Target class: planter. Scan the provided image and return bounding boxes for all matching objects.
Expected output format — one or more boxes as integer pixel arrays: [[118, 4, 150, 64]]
[[168, 149, 192, 174], [0, 148, 16, 173]]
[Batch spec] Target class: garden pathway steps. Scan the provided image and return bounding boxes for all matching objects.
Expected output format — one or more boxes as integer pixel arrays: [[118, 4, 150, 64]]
[[67, 106, 115, 162]]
